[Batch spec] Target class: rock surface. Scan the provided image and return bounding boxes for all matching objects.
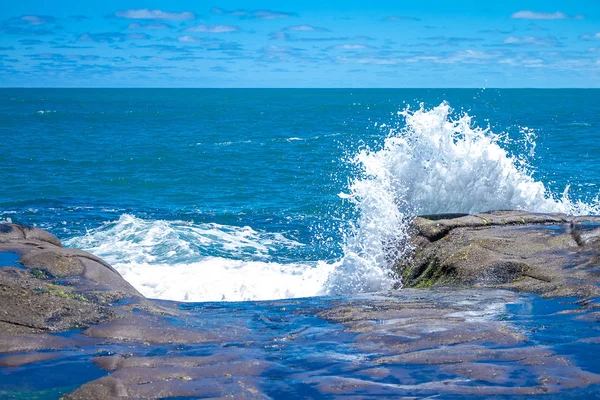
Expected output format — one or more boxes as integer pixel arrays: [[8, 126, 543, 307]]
[[61, 289, 600, 398], [1, 220, 600, 398], [400, 210, 600, 298], [0, 223, 143, 337]]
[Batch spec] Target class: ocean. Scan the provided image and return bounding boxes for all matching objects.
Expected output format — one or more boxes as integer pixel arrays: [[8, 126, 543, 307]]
[[1, 88, 599, 302]]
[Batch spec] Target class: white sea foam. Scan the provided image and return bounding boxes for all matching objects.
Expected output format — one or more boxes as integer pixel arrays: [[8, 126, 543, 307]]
[[65, 214, 332, 302], [104, 258, 333, 302], [67, 102, 599, 302], [214, 140, 253, 146]]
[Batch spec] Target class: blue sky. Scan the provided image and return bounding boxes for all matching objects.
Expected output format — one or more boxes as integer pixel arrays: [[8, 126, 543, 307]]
[[0, 1, 598, 87]]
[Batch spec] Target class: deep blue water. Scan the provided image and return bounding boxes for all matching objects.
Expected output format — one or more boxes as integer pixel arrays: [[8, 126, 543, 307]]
[[1, 89, 599, 301]]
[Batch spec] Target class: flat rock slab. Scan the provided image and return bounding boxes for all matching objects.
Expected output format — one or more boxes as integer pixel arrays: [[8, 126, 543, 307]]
[[401, 210, 600, 298], [0, 288, 597, 399]]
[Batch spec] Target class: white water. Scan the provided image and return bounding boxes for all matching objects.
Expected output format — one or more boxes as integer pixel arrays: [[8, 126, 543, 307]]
[[65, 214, 335, 302], [67, 103, 599, 302]]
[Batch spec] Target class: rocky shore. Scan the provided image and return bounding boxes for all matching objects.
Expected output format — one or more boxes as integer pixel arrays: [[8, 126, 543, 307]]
[[400, 210, 600, 298], [1, 214, 599, 398]]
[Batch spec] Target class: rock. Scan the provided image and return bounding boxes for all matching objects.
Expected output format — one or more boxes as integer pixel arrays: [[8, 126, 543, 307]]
[[0, 332, 76, 353], [0, 223, 144, 335], [0, 268, 115, 332], [19, 250, 85, 277], [0, 223, 62, 247], [83, 313, 229, 344], [67, 356, 269, 399], [0, 352, 59, 367], [92, 354, 240, 371], [2, 221, 600, 398], [400, 210, 600, 298], [312, 289, 600, 397]]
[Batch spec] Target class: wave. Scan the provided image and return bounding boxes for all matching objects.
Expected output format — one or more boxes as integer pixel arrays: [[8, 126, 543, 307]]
[[324, 102, 599, 295], [65, 214, 332, 302], [99, 258, 333, 302], [66, 102, 599, 302]]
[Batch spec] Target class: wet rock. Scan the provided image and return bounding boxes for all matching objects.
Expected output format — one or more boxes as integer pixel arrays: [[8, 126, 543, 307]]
[[0, 352, 59, 367], [0, 332, 75, 353], [67, 357, 269, 399], [400, 210, 600, 298], [0, 224, 143, 335], [0, 223, 61, 247], [315, 289, 600, 397], [83, 313, 228, 344], [1, 221, 599, 399], [92, 353, 240, 371]]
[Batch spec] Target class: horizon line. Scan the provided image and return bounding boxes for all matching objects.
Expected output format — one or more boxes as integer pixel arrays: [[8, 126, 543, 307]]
[[1, 87, 599, 90]]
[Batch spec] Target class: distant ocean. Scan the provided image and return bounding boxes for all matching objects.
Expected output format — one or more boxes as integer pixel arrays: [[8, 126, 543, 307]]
[[1, 88, 599, 302]]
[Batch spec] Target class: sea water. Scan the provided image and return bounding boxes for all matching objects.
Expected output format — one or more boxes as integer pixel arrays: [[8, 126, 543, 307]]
[[1, 89, 599, 302]]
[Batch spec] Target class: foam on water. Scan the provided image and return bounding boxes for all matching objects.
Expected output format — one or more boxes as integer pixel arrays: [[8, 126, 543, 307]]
[[65, 214, 333, 302], [68, 213, 305, 263], [67, 102, 599, 302]]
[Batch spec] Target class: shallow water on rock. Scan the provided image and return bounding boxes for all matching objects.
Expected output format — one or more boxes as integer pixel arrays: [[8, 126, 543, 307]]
[[0, 289, 599, 399], [0, 252, 23, 269]]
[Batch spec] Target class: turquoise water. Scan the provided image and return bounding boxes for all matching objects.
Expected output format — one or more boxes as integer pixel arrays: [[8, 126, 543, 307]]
[[1, 89, 599, 301]]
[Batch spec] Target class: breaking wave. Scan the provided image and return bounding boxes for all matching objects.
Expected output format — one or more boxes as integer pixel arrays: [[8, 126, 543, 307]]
[[67, 102, 599, 302]]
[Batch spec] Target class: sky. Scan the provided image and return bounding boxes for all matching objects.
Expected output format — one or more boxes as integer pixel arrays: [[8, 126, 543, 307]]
[[0, 1, 599, 87]]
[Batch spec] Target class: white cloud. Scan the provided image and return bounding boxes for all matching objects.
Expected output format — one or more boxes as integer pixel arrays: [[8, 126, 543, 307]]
[[184, 25, 240, 33], [260, 45, 305, 61], [510, 10, 582, 20], [19, 15, 55, 25], [211, 8, 298, 20], [338, 56, 398, 65], [286, 25, 329, 32], [114, 9, 195, 21], [330, 44, 372, 50], [503, 36, 558, 46], [252, 10, 297, 20], [269, 31, 287, 41], [498, 58, 545, 68], [382, 16, 420, 22], [581, 32, 600, 40], [338, 49, 500, 66], [128, 22, 171, 30], [177, 35, 205, 43]]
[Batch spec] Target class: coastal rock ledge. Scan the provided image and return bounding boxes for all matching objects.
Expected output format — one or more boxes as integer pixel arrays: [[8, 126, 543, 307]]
[[400, 210, 600, 298], [0, 223, 144, 334], [1, 216, 600, 398]]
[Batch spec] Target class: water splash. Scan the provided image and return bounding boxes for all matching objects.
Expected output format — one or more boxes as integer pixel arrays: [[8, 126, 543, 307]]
[[325, 102, 599, 295], [67, 103, 599, 302]]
